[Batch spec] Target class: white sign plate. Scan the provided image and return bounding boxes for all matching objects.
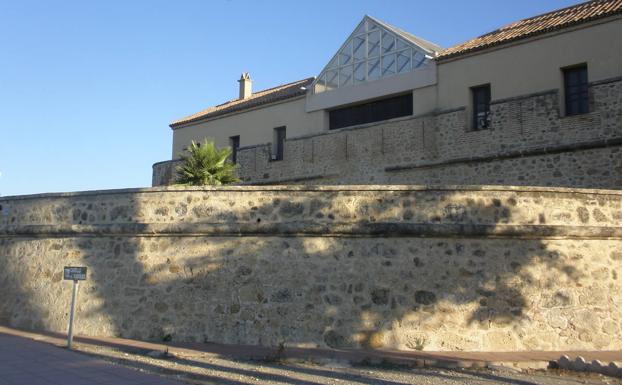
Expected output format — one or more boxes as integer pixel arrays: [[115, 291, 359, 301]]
[[63, 266, 87, 281]]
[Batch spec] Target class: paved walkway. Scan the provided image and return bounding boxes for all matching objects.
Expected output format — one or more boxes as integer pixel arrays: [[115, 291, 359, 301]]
[[0, 333, 183, 385]]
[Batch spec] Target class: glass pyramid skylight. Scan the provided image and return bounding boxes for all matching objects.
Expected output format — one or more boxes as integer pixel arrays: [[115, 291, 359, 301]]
[[313, 17, 435, 94]]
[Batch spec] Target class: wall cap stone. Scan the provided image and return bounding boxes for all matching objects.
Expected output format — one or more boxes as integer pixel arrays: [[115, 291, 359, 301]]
[[2, 184, 622, 202]]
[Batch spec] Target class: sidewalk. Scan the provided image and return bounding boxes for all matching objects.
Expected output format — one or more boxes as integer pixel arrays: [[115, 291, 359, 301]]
[[2, 325, 621, 370], [0, 332, 184, 385]]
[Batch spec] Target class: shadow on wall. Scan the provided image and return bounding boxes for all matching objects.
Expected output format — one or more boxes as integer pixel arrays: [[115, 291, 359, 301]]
[[0, 188, 618, 352], [0, 237, 51, 330]]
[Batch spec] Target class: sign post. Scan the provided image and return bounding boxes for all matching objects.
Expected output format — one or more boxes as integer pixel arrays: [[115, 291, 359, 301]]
[[63, 266, 87, 349]]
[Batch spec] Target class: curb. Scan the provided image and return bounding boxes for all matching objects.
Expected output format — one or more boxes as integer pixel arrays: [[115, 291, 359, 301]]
[[556, 355, 622, 378]]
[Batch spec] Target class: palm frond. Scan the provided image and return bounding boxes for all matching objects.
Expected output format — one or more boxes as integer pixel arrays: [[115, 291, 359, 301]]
[[175, 139, 240, 186]]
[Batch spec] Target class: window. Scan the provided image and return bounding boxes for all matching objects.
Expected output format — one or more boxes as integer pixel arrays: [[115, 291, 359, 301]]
[[563, 65, 588, 116], [229, 135, 240, 163], [314, 18, 430, 94], [273, 127, 286, 161], [329, 93, 413, 130], [471, 84, 491, 130]]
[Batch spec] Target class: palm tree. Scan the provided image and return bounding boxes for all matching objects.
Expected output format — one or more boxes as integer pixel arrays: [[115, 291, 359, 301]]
[[175, 139, 239, 186]]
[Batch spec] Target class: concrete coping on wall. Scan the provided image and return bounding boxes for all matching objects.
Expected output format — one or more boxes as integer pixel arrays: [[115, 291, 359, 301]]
[[152, 159, 177, 167], [2, 184, 622, 202]]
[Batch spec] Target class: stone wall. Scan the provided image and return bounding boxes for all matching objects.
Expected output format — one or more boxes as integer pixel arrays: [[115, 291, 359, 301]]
[[153, 77, 622, 188], [152, 160, 177, 188], [2, 185, 622, 352]]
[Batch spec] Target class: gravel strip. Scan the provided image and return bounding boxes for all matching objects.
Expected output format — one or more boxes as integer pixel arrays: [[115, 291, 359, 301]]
[[70, 343, 618, 385]]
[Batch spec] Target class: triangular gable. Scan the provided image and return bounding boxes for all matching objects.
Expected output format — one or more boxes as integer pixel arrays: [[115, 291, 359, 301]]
[[312, 16, 441, 94]]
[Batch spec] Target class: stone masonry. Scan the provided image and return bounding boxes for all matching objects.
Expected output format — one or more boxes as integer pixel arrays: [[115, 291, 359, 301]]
[[1, 185, 621, 351], [154, 77, 622, 188]]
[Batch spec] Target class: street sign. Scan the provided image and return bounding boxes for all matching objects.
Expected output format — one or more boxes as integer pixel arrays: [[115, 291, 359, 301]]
[[63, 266, 87, 349], [63, 266, 87, 281]]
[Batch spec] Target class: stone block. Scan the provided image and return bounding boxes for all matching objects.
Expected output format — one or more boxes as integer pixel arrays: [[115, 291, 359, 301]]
[[589, 359, 604, 372], [571, 356, 588, 371], [604, 362, 621, 377], [557, 355, 572, 370]]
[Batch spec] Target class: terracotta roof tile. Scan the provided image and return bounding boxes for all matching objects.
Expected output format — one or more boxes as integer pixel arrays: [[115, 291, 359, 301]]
[[170, 77, 314, 128], [438, 0, 622, 60]]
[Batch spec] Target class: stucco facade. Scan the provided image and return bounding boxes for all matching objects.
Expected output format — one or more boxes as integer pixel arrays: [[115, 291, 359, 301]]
[[156, 3, 622, 188], [436, 17, 622, 112], [172, 96, 327, 159]]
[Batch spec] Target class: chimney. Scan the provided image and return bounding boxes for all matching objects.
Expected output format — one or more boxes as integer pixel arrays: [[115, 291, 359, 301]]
[[238, 72, 252, 99]]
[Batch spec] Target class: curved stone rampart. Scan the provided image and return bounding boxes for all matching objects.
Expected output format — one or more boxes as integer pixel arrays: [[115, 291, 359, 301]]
[[1, 185, 621, 351]]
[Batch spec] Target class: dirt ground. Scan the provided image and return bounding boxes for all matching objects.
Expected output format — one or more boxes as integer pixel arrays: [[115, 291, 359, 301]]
[[69, 343, 620, 385]]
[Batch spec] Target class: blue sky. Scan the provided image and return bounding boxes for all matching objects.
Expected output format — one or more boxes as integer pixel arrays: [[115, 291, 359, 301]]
[[0, 0, 582, 196]]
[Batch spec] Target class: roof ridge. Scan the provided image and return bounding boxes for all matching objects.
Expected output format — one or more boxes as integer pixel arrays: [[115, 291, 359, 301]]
[[473, 0, 608, 39], [170, 77, 314, 127], [439, 0, 622, 59], [500, 0, 613, 29], [366, 15, 443, 53], [211, 76, 314, 108], [513, 0, 609, 22], [249, 76, 315, 96]]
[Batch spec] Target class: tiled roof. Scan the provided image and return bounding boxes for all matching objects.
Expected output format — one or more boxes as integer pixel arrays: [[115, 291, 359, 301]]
[[438, 0, 622, 60], [171, 1, 622, 127], [170, 77, 314, 128]]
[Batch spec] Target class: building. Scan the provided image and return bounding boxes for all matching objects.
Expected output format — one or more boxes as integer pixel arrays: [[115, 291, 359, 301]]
[[153, 0, 622, 188]]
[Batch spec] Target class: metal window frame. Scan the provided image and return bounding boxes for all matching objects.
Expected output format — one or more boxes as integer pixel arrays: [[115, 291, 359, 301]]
[[471, 84, 491, 131], [562, 64, 588, 116], [312, 16, 432, 95], [229, 135, 240, 163], [273, 126, 286, 161]]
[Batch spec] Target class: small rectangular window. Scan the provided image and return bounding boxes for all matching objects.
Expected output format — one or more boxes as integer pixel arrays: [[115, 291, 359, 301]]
[[471, 84, 491, 130], [229, 135, 240, 163], [273, 127, 286, 161], [563, 65, 588, 116]]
